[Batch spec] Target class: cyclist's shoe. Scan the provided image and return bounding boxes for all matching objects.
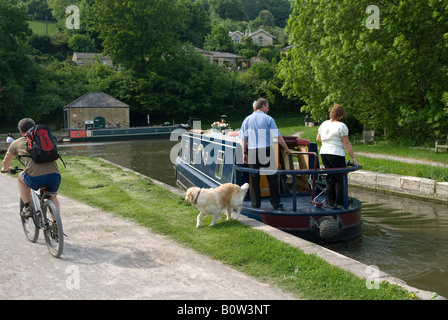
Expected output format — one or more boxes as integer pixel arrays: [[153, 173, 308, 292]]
[[21, 204, 34, 219]]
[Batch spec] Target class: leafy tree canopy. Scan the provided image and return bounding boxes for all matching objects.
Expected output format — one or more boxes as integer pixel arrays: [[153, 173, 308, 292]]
[[279, 0, 448, 142], [24, 0, 54, 20], [87, 0, 187, 76], [204, 24, 233, 52], [241, 0, 292, 27], [0, 0, 35, 124], [209, 0, 248, 22]]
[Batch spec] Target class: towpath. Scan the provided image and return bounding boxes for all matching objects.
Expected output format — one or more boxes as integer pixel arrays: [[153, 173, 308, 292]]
[[0, 173, 296, 300], [356, 152, 448, 168], [292, 131, 448, 168]]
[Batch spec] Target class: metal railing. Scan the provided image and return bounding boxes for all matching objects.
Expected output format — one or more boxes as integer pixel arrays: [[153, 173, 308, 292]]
[[234, 153, 362, 212]]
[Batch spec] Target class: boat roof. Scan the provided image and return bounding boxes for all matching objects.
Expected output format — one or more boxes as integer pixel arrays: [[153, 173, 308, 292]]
[[188, 130, 242, 144]]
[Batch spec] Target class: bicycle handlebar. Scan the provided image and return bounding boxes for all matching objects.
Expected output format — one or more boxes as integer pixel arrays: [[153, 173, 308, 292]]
[[2, 166, 23, 175]]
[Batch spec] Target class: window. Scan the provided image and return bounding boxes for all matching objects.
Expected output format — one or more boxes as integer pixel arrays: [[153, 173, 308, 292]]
[[215, 150, 225, 179], [192, 143, 198, 164], [183, 140, 190, 162], [234, 36, 240, 43], [203, 151, 209, 166], [258, 36, 264, 46]]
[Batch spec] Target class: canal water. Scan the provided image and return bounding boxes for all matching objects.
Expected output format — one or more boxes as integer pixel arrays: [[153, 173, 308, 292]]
[[58, 139, 448, 298]]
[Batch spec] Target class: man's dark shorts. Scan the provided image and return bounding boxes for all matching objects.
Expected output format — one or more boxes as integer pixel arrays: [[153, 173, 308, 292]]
[[23, 173, 61, 193]]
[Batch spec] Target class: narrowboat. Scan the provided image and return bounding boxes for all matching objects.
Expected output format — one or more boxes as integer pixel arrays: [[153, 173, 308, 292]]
[[66, 124, 182, 142], [174, 129, 363, 243]]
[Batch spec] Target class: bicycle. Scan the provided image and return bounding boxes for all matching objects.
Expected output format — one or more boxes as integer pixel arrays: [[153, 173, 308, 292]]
[[2, 166, 64, 258]]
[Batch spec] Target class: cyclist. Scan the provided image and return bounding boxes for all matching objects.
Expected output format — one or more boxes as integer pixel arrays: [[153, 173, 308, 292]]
[[1, 118, 61, 218]]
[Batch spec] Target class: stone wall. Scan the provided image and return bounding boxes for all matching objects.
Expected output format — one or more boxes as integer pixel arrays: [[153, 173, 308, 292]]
[[348, 170, 448, 202], [66, 107, 129, 130]]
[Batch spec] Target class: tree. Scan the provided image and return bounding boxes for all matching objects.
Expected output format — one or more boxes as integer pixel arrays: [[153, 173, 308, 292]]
[[248, 10, 275, 31], [241, 0, 292, 27], [209, 0, 248, 22], [0, 0, 36, 125], [179, 0, 211, 48], [28, 34, 58, 55], [237, 60, 300, 114], [32, 61, 120, 126], [47, 0, 81, 31], [233, 35, 260, 58], [68, 33, 97, 52], [87, 0, 187, 76], [204, 24, 233, 52], [279, 0, 448, 143], [26, 0, 54, 20], [258, 47, 278, 62], [110, 46, 240, 121]]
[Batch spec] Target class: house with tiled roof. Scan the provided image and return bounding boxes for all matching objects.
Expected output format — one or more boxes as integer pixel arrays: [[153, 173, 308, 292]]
[[194, 47, 242, 66], [229, 28, 276, 47], [72, 52, 113, 67], [228, 31, 245, 44]]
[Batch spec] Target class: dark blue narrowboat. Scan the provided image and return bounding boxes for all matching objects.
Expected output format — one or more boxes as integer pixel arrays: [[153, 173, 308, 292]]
[[67, 125, 181, 142], [174, 129, 363, 243]]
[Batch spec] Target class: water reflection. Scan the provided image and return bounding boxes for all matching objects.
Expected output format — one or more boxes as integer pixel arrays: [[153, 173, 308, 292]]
[[58, 139, 179, 186], [325, 188, 448, 297], [58, 139, 448, 298]]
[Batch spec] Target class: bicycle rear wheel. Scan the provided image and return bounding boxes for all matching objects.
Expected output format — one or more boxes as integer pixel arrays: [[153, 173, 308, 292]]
[[42, 200, 64, 258], [19, 199, 39, 243]]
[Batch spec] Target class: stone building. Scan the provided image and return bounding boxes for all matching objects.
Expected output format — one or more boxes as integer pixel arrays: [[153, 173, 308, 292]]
[[194, 47, 242, 66], [63, 92, 129, 131], [72, 52, 113, 67]]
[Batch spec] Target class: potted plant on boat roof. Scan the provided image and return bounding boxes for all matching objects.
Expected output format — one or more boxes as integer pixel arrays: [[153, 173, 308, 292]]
[[211, 121, 230, 133]]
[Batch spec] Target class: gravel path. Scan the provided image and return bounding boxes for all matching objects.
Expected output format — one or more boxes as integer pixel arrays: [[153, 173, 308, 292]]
[[0, 173, 297, 300]]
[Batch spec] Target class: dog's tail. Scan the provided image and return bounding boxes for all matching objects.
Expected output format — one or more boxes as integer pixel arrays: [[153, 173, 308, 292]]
[[240, 183, 250, 194]]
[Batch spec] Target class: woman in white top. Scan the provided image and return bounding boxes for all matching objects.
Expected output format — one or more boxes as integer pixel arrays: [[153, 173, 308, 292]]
[[6, 133, 14, 144], [316, 104, 359, 207]]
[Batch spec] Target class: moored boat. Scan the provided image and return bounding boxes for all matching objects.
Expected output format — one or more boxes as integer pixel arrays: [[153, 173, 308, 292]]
[[66, 124, 182, 142], [174, 129, 363, 243]]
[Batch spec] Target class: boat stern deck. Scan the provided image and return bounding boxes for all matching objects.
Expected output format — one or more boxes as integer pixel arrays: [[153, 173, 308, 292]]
[[241, 195, 362, 242]]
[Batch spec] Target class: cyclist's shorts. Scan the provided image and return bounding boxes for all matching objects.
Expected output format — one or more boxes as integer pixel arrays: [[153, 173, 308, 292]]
[[23, 173, 61, 193]]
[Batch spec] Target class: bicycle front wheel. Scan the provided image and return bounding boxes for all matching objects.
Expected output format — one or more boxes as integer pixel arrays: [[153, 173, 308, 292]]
[[19, 198, 39, 243], [42, 200, 64, 258]]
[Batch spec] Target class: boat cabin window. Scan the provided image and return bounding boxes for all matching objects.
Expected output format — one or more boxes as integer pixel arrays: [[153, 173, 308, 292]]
[[192, 142, 198, 164], [183, 140, 190, 162], [203, 151, 209, 166], [215, 150, 224, 179]]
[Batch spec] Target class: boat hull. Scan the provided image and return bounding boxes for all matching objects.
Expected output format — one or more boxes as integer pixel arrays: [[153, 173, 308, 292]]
[[243, 199, 362, 242]]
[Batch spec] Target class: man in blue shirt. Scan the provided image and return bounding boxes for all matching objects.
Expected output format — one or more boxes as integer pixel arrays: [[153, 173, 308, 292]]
[[239, 98, 290, 209]]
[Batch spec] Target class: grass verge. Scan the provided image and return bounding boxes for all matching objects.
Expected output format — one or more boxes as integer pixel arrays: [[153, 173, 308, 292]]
[[56, 156, 416, 300]]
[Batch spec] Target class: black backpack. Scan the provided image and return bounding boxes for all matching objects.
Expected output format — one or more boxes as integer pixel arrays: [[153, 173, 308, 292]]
[[23, 124, 65, 167]]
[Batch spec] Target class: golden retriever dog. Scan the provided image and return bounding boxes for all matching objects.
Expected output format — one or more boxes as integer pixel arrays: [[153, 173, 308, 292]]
[[185, 183, 249, 227]]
